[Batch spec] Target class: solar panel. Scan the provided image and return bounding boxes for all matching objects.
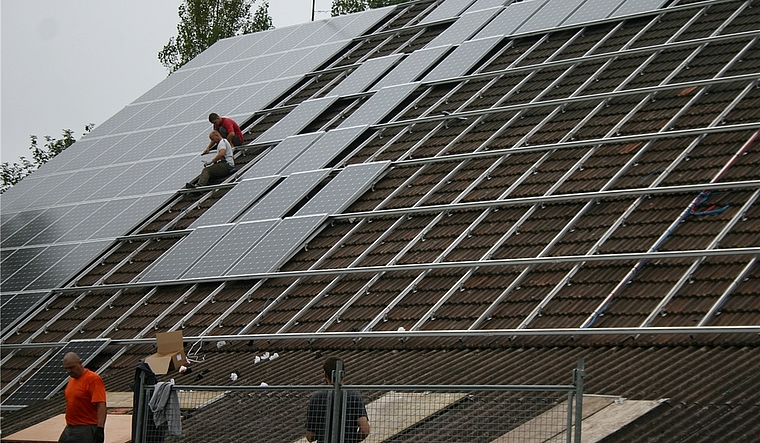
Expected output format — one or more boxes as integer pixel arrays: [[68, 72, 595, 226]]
[[229, 77, 298, 115], [474, 0, 547, 39], [181, 219, 279, 279], [465, 0, 511, 12], [91, 195, 169, 239], [0, 247, 44, 286], [132, 69, 197, 104], [109, 130, 162, 165], [331, 55, 404, 96], [296, 161, 390, 216], [0, 292, 47, 336], [562, 0, 625, 26], [255, 96, 339, 143], [422, 36, 502, 81], [245, 133, 323, 177], [279, 42, 349, 79], [1, 209, 45, 245], [56, 198, 139, 242], [3, 339, 110, 407], [26, 240, 111, 290], [183, 33, 254, 69], [340, 82, 420, 128], [281, 125, 368, 175], [334, 6, 396, 39], [139, 224, 234, 283], [23, 205, 80, 246], [191, 175, 281, 228], [516, 0, 585, 34], [226, 214, 329, 276], [420, 0, 477, 24], [611, 0, 667, 17], [204, 31, 268, 66], [239, 169, 331, 221], [426, 7, 503, 47], [1, 244, 74, 292], [374, 47, 450, 90], [25, 172, 82, 209], [1, 207, 67, 248]]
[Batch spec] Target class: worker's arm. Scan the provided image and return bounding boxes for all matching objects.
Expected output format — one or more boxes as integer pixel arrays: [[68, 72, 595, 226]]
[[357, 416, 370, 441], [97, 401, 107, 427]]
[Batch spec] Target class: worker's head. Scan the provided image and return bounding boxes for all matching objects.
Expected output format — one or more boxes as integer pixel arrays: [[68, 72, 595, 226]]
[[208, 113, 222, 125], [62, 352, 86, 379], [323, 356, 343, 384], [209, 130, 222, 143]]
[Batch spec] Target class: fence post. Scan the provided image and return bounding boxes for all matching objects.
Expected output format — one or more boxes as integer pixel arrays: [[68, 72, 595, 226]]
[[573, 357, 585, 443], [329, 360, 344, 443], [134, 371, 146, 443]]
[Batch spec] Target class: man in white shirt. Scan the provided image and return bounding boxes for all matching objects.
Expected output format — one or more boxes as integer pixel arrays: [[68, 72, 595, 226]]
[[187, 130, 235, 188]]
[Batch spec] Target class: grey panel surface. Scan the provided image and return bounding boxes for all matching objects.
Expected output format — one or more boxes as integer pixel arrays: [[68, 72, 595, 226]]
[[3, 340, 110, 406], [423, 36, 502, 81], [245, 133, 323, 177], [206, 31, 268, 65], [280, 42, 348, 79], [341, 83, 419, 128], [465, 0, 511, 12], [256, 96, 339, 143], [133, 69, 196, 104], [23, 206, 80, 246], [334, 6, 396, 39], [427, 7, 503, 47], [296, 161, 390, 216], [57, 198, 139, 242], [139, 225, 233, 282], [331, 55, 404, 96], [110, 130, 162, 165], [120, 98, 178, 133], [27, 240, 111, 290], [182, 219, 279, 279], [191, 175, 281, 228], [239, 169, 331, 221], [420, 0, 477, 24], [517, 0, 585, 34], [26, 173, 81, 209], [563, 0, 626, 26], [92, 103, 149, 136], [0, 248, 44, 286], [1, 292, 47, 335], [374, 48, 449, 90], [611, 0, 667, 17], [282, 125, 367, 175], [91, 195, 167, 239], [1, 244, 74, 292], [1, 209, 45, 245], [475, 0, 547, 38], [184, 33, 251, 69], [227, 214, 328, 276], [229, 78, 296, 115], [2, 207, 67, 248]]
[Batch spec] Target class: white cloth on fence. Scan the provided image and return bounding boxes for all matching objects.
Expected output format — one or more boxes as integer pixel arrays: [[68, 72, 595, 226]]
[[149, 380, 182, 436]]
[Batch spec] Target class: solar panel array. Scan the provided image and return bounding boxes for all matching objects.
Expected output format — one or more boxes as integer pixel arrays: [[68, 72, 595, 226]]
[[5, 0, 749, 409], [3, 340, 109, 406]]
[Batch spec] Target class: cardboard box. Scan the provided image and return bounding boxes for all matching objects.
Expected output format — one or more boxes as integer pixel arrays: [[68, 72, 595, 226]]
[[144, 331, 188, 375]]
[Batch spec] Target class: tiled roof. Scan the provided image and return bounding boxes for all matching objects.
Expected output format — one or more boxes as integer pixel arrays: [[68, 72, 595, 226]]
[[2, 0, 760, 441]]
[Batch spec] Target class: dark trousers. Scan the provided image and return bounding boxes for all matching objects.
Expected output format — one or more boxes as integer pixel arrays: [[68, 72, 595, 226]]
[[198, 162, 234, 186], [59, 424, 98, 443], [217, 127, 243, 146]]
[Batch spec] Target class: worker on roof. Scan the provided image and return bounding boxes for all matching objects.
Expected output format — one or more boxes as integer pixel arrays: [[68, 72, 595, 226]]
[[187, 130, 235, 188], [207, 112, 244, 148], [305, 356, 370, 443], [59, 352, 107, 443]]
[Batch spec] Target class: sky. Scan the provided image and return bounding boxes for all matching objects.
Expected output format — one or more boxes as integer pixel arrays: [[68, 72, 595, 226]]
[[1, 0, 334, 164]]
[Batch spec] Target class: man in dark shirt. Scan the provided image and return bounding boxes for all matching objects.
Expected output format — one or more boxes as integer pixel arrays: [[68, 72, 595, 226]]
[[305, 357, 370, 443]]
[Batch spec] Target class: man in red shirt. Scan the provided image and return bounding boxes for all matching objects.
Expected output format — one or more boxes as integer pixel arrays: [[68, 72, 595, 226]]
[[58, 352, 107, 443], [207, 112, 244, 149]]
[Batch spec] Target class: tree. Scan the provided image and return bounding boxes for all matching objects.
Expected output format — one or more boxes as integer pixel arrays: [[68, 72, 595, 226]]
[[159, 0, 274, 73], [1, 125, 93, 194], [331, 0, 407, 16]]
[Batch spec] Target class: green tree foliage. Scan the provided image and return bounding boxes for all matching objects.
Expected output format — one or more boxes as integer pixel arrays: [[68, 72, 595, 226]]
[[1, 125, 93, 194], [331, 0, 407, 16], [159, 0, 273, 73]]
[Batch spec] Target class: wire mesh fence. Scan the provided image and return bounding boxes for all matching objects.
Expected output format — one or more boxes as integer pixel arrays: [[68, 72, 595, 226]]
[[135, 360, 584, 443]]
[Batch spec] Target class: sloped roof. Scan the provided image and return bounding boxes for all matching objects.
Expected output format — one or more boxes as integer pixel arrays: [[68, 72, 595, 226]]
[[2, 0, 760, 441]]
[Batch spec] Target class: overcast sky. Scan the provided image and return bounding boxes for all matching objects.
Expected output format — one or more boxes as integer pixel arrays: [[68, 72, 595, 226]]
[[1, 0, 334, 163]]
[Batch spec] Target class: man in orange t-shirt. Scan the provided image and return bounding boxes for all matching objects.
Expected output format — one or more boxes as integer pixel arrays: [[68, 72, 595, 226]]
[[58, 352, 107, 443]]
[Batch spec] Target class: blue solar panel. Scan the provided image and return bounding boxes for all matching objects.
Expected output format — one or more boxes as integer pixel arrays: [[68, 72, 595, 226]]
[[191, 175, 281, 228], [426, 7, 503, 47], [296, 161, 390, 216], [227, 214, 328, 276], [3, 340, 110, 407], [182, 219, 279, 279], [239, 169, 331, 221]]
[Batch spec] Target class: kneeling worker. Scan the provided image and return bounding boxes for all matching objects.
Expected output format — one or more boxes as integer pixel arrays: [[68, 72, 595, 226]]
[[188, 130, 235, 188]]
